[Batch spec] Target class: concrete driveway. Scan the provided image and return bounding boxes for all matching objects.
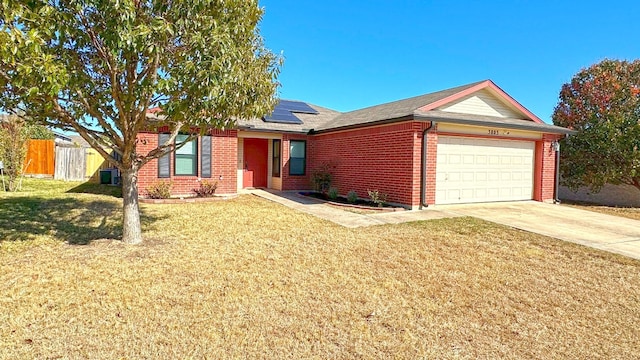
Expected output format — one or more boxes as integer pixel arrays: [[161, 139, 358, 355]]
[[438, 201, 640, 261]]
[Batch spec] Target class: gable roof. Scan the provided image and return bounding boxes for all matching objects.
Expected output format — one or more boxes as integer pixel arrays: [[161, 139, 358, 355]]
[[417, 80, 544, 123], [144, 80, 572, 135], [313, 79, 571, 135], [315, 80, 485, 131]]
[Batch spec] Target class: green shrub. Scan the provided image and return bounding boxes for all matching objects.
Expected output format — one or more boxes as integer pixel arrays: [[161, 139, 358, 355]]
[[145, 180, 173, 199], [367, 189, 388, 207], [193, 180, 218, 197], [327, 187, 338, 200], [347, 190, 358, 204], [311, 162, 332, 194]]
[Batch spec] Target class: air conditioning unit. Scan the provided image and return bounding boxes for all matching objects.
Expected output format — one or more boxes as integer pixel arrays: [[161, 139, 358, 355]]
[[99, 168, 120, 185]]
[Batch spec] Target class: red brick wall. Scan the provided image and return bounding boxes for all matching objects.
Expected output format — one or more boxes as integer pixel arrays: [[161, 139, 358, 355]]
[[136, 123, 560, 206], [137, 130, 238, 197], [310, 122, 422, 206], [281, 134, 311, 191], [538, 134, 560, 202], [210, 130, 238, 194], [422, 126, 438, 206]]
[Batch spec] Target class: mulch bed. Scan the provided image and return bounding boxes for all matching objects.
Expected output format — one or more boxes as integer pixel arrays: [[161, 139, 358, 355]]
[[139, 194, 237, 204], [298, 191, 405, 212]]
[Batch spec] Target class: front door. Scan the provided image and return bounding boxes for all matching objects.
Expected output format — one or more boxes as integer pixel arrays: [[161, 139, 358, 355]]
[[243, 138, 268, 188]]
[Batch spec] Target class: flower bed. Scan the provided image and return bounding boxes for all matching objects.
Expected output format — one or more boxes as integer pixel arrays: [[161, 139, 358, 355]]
[[298, 192, 405, 212], [139, 194, 237, 204]]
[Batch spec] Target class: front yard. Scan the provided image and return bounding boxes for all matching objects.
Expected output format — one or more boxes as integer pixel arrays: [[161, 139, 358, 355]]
[[565, 200, 640, 221], [1, 179, 639, 359]]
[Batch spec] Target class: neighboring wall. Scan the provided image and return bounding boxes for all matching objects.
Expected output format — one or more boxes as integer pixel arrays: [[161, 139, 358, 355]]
[[559, 184, 640, 207], [310, 122, 423, 206], [137, 130, 237, 197]]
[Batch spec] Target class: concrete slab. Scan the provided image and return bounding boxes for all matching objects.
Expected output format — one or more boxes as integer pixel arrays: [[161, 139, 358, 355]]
[[437, 201, 640, 260], [245, 189, 386, 228]]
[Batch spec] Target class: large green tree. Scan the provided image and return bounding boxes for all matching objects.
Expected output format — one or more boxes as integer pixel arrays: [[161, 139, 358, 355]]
[[552, 59, 640, 193], [0, 0, 281, 244]]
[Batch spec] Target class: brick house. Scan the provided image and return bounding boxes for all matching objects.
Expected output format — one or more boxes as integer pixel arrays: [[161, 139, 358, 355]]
[[137, 80, 572, 208]]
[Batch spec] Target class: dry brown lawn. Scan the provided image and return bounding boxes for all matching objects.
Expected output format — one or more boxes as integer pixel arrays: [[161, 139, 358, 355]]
[[565, 201, 640, 221], [1, 179, 640, 359]]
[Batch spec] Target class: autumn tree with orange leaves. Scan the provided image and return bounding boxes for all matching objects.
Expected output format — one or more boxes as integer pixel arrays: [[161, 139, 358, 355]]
[[553, 59, 640, 192]]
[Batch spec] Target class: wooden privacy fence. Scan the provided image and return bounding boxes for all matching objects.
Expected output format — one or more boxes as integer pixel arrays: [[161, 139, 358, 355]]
[[25, 139, 55, 176], [25, 139, 116, 182], [86, 147, 118, 183], [54, 145, 86, 181]]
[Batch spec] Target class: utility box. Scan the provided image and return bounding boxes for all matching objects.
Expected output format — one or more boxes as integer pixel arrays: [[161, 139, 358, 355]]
[[100, 170, 111, 184], [99, 168, 120, 185]]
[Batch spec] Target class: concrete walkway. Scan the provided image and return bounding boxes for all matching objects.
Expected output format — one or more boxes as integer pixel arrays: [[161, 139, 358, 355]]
[[437, 201, 640, 261], [245, 189, 459, 228]]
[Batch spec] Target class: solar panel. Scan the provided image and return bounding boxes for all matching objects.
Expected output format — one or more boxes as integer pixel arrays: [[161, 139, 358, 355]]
[[278, 100, 319, 114], [263, 108, 303, 124], [262, 100, 319, 124]]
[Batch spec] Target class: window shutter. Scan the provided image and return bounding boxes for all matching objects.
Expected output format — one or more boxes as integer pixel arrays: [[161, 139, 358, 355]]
[[158, 133, 170, 178], [201, 135, 212, 178]]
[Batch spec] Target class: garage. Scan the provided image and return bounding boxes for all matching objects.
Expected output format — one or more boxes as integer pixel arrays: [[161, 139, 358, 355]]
[[435, 136, 535, 204]]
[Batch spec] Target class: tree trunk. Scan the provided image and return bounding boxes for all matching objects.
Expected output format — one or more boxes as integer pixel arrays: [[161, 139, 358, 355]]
[[121, 167, 143, 244]]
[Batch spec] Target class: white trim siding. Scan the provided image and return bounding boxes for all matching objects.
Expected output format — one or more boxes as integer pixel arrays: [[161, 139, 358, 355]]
[[438, 89, 522, 118]]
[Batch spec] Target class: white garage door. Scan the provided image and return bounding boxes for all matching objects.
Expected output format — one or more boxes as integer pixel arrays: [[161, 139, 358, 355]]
[[436, 136, 535, 204]]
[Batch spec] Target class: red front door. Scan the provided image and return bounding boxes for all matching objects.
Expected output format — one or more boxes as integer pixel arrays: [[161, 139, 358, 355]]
[[243, 138, 268, 188]]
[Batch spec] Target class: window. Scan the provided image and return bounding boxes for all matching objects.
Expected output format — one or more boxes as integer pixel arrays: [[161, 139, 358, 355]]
[[272, 139, 281, 177], [175, 134, 198, 176], [289, 140, 306, 176]]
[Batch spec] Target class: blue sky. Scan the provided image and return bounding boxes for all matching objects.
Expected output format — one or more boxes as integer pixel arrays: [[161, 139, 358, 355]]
[[259, 0, 640, 123]]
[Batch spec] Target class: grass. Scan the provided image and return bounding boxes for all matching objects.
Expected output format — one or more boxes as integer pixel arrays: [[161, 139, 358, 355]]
[[563, 200, 640, 221], [1, 178, 640, 359]]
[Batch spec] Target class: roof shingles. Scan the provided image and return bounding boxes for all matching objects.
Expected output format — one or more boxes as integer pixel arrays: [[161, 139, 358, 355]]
[[314, 81, 485, 131], [147, 80, 572, 135]]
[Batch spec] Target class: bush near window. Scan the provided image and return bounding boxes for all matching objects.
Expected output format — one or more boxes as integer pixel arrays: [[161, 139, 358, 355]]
[[193, 180, 218, 197], [145, 180, 173, 199], [311, 162, 332, 194]]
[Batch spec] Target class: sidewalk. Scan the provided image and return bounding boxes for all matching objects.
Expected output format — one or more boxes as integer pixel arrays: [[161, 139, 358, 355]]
[[244, 189, 459, 228]]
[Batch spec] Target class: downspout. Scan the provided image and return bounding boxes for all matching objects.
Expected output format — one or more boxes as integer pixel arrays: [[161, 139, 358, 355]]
[[420, 122, 436, 209]]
